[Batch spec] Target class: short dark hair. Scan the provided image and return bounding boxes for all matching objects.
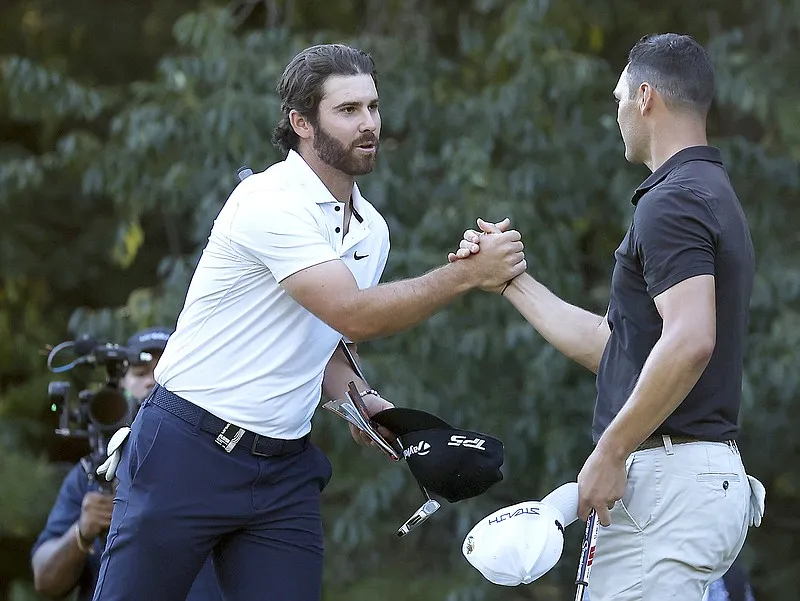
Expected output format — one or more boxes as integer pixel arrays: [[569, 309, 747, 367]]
[[626, 33, 715, 116], [271, 44, 378, 154]]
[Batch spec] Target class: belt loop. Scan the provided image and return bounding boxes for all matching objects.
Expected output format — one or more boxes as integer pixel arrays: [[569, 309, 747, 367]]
[[662, 434, 674, 455], [142, 385, 157, 408]]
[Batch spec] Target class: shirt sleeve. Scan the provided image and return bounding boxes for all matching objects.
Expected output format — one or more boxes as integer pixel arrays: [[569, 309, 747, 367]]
[[225, 188, 339, 283], [633, 184, 720, 298], [31, 465, 87, 556]]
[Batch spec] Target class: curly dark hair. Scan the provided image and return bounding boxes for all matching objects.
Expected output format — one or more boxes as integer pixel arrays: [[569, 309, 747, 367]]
[[271, 44, 378, 155], [626, 33, 715, 117]]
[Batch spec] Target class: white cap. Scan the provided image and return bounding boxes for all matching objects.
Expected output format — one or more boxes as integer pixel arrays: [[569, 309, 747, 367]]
[[461, 482, 579, 586], [541, 481, 579, 527]]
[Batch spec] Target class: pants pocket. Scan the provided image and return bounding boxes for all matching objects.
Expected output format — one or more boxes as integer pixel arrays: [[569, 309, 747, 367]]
[[696, 472, 741, 490], [310, 444, 333, 492], [618, 454, 658, 532], [688, 462, 749, 576], [124, 403, 165, 486]]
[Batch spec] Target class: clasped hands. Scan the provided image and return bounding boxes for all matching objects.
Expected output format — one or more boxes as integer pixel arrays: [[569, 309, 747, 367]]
[[447, 217, 629, 525], [446, 217, 526, 292]]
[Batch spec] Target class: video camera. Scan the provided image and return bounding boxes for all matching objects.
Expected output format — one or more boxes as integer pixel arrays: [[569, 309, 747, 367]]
[[46, 334, 147, 489]]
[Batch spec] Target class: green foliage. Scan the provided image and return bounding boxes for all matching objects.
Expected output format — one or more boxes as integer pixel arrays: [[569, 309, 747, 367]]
[[8, 581, 45, 601], [1, 0, 799, 599], [0, 452, 57, 537]]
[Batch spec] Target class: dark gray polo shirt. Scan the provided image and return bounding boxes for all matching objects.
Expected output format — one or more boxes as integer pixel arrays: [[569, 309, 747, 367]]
[[593, 146, 755, 444]]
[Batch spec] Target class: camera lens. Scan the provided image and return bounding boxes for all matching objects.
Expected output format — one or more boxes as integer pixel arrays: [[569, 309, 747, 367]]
[[89, 386, 132, 430]]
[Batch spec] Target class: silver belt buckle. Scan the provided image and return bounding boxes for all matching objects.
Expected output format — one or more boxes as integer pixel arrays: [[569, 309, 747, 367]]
[[215, 423, 245, 453]]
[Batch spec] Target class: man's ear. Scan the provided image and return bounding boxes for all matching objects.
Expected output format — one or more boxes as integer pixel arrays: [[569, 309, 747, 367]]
[[289, 109, 313, 141], [640, 82, 654, 115]]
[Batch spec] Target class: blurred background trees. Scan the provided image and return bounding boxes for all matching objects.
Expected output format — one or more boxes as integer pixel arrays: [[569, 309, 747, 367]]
[[1, 0, 798, 599]]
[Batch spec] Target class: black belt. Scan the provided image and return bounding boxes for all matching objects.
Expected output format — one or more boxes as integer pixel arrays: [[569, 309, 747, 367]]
[[636, 434, 724, 452], [149, 385, 310, 457]]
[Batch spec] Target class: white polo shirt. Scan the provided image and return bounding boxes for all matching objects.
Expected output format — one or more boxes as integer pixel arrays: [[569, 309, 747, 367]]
[[154, 150, 390, 439]]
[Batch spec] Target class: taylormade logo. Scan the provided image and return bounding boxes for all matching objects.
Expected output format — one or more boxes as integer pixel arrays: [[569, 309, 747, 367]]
[[403, 441, 431, 458], [488, 506, 540, 524], [448, 435, 486, 450]]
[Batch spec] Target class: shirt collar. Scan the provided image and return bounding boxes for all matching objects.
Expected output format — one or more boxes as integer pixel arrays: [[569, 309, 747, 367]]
[[285, 149, 364, 209], [631, 146, 723, 205]]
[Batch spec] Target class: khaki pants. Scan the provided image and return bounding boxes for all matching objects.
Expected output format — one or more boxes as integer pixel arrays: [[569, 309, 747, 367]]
[[588, 437, 751, 601]]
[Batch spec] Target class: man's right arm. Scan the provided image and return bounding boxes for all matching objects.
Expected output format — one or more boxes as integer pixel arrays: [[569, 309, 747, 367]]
[[502, 274, 610, 373], [31, 522, 90, 598], [227, 192, 526, 343], [280, 231, 526, 342], [31, 471, 113, 599], [452, 219, 609, 373]]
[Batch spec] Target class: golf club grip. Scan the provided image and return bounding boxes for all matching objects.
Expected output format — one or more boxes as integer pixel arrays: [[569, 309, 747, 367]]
[[574, 509, 599, 601], [338, 339, 369, 385]]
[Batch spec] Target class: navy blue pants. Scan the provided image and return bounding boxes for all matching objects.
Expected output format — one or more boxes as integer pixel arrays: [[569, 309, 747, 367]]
[[92, 393, 332, 601]]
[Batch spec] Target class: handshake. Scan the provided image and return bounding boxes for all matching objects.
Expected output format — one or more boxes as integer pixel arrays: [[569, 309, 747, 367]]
[[445, 217, 527, 293]]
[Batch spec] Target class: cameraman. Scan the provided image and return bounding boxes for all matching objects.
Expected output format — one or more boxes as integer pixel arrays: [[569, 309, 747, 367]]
[[31, 327, 222, 601]]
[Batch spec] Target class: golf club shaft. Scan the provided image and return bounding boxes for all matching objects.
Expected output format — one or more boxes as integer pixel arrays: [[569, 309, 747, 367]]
[[574, 509, 600, 601]]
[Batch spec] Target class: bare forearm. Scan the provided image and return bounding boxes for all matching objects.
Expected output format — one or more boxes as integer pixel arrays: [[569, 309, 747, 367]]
[[321, 341, 394, 449], [504, 274, 609, 372], [343, 262, 474, 342], [32, 524, 87, 597], [599, 332, 713, 459], [322, 344, 370, 400]]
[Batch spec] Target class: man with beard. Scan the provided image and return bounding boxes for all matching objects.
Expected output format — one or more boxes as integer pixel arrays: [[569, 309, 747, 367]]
[[91, 44, 527, 601]]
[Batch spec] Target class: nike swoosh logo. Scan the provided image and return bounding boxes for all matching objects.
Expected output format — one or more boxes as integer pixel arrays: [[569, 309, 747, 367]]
[[354, 252, 369, 260]]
